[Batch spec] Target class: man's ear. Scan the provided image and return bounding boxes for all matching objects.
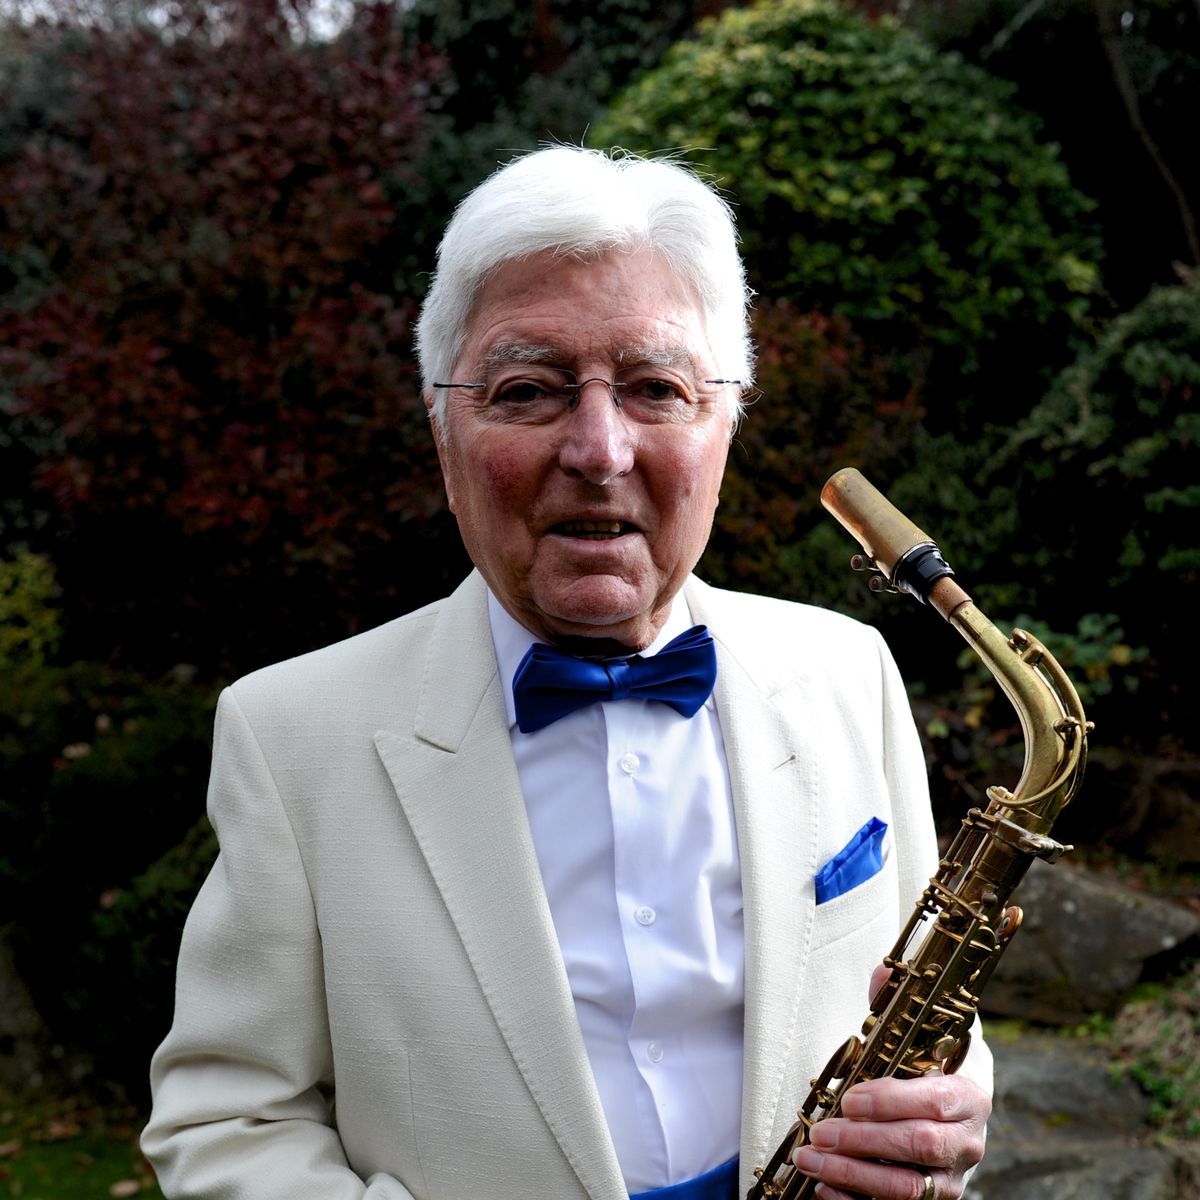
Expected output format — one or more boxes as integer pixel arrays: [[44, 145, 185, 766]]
[[424, 394, 456, 513]]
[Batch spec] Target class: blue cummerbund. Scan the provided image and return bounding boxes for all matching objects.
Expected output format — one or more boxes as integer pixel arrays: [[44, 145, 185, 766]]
[[629, 1156, 739, 1200]]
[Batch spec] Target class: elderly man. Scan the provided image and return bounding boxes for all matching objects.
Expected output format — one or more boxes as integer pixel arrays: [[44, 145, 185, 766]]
[[143, 146, 991, 1200]]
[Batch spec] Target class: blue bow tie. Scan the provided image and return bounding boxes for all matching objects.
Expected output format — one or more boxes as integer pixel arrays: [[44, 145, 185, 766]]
[[512, 624, 717, 734]]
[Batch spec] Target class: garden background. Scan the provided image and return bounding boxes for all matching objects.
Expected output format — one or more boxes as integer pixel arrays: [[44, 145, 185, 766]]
[[0, 0, 1197, 1194]]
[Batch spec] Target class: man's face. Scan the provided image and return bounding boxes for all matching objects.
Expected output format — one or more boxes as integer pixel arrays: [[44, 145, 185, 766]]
[[431, 248, 733, 651]]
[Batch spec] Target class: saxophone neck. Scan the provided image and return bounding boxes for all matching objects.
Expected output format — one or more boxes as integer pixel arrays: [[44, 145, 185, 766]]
[[947, 600, 1089, 831], [820, 468, 1091, 829]]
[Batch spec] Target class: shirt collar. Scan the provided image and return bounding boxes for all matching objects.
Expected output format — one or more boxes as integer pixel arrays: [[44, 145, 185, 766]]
[[487, 590, 702, 731]]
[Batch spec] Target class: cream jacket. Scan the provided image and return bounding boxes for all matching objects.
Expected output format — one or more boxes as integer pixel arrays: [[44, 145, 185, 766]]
[[143, 572, 991, 1199]]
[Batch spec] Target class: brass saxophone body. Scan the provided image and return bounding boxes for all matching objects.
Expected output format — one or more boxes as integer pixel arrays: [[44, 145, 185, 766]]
[[748, 469, 1091, 1200]]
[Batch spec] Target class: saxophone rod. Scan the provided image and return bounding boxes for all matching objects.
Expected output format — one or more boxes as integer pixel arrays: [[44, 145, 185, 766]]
[[820, 468, 970, 622]]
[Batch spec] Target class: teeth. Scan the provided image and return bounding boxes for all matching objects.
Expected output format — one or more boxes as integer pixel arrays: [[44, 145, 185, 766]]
[[561, 521, 624, 534]]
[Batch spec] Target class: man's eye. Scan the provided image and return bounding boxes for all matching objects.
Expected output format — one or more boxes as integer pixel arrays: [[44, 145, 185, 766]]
[[641, 378, 684, 401], [493, 380, 559, 404], [624, 375, 688, 404]]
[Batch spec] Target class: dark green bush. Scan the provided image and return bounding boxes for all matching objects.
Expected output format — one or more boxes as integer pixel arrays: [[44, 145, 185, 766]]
[[592, 0, 1103, 432], [897, 0, 1200, 310], [995, 281, 1200, 745], [84, 816, 219, 1102], [893, 281, 1198, 828], [0, 654, 218, 1096]]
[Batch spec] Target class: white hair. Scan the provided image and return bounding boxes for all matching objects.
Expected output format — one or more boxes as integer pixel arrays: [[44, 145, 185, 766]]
[[416, 145, 755, 429]]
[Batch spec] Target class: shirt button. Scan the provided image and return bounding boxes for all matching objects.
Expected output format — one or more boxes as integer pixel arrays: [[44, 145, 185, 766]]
[[647, 1041, 664, 1064], [618, 752, 640, 775], [634, 905, 657, 926]]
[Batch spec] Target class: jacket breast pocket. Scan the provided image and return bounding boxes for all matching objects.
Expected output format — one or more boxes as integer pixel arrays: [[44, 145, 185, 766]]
[[814, 817, 888, 905], [809, 840, 898, 953]]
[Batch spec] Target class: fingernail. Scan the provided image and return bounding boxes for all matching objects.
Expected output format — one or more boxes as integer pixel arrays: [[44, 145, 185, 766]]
[[791, 1148, 824, 1175], [840, 1090, 873, 1118], [809, 1122, 840, 1150]]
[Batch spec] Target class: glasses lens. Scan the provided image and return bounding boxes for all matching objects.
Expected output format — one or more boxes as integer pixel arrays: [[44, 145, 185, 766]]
[[612, 365, 696, 420], [486, 366, 575, 419]]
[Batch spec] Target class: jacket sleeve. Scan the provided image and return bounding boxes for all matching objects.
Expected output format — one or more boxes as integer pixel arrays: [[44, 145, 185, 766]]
[[141, 687, 417, 1200]]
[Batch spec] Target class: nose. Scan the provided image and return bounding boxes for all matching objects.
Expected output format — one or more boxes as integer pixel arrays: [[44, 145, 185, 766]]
[[557, 379, 635, 485]]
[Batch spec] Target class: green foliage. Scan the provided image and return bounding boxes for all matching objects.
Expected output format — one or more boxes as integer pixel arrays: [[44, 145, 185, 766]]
[[897, 0, 1200, 308], [956, 611, 1148, 706], [0, 660, 218, 1095], [593, 0, 1103, 431], [397, 0, 738, 222], [0, 550, 60, 667], [1015, 613, 1147, 702], [402, 0, 730, 140], [844, 280, 1198, 811], [1112, 960, 1200, 1137], [83, 816, 219, 1099], [993, 282, 1200, 740]]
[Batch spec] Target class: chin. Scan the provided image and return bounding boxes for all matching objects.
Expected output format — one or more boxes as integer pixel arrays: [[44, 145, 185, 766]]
[[540, 606, 662, 654]]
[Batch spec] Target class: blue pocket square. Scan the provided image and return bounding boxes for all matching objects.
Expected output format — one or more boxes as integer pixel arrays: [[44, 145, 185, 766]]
[[814, 817, 888, 904]]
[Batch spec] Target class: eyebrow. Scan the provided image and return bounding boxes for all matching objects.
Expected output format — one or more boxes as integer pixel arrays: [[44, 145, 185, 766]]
[[480, 341, 702, 376], [616, 345, 700, 375], [480, 342, 564, 370]]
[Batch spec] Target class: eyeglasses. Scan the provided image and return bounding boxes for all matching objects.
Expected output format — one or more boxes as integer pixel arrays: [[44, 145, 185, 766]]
[[432, 364, 743, 425]]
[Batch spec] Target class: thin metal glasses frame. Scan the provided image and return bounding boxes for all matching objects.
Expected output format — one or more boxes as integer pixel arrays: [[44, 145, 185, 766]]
[[431, 372, 743, 412]]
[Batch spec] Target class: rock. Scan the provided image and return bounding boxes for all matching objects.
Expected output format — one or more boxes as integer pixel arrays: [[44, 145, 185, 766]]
[[1133, 759, 1200, 866], [965, 1033, 1199, 1200], [982, 859, 1200, 1024], [1058, 751, 1200, 867]]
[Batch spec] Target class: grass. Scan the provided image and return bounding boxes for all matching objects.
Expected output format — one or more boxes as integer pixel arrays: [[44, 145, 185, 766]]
[[0, 1086, 163, 1200]]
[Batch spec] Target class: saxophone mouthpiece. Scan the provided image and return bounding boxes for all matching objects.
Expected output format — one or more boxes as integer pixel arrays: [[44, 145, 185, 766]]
[[821, 468, 968, 615]]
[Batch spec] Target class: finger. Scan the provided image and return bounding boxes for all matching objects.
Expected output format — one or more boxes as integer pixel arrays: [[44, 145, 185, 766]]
[[812, 1184, 866, 1200], [868, 962, 893, 1004], [792, 1148, 944, 1200], [808, 1113, 981, 1175], [839, 1075, 992, 1127]]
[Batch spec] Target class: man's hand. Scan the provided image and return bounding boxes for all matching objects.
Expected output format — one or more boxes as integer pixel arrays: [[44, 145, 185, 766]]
[[789, 965, 990, 1199], [788, 1073, 991, 1200]]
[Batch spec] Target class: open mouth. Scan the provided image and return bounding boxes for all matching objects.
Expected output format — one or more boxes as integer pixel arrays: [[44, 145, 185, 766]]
[[553, 520, 636, 540]]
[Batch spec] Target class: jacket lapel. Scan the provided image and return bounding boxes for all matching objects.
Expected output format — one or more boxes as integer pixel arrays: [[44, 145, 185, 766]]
[[373, 573, 625, 1200], [685, 579, 822, 1189], [372, 573, 825, 1197]]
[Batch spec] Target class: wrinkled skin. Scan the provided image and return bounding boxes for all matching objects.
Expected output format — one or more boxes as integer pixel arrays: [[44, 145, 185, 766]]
[[430, 247, 733, 653]]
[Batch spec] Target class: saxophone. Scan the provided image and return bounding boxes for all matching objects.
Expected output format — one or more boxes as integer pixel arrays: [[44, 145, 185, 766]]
[[748, 468, 1091, 1200]]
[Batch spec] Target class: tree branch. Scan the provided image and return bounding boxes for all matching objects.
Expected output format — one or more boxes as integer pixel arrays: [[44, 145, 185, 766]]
[[1093, 0, 1200, 266]]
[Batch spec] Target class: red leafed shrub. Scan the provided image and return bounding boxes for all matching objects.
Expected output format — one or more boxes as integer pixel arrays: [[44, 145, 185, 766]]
[[701, 300, 923, 608], [0, 0, 461, 677]]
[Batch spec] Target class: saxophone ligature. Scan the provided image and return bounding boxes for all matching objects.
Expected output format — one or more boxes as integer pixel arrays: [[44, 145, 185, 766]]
[[747, 468, 1092, 1200]]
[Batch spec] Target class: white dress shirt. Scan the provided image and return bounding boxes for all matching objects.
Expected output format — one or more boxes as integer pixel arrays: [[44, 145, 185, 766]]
[[488, 592, 745, 1192]]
